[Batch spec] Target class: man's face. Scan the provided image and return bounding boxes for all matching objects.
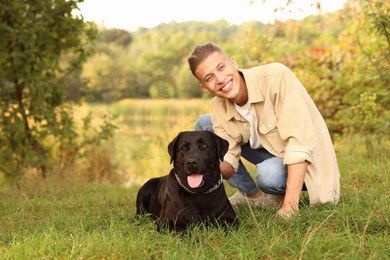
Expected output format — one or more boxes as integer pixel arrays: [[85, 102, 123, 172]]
[[195, 52, 242, 101]]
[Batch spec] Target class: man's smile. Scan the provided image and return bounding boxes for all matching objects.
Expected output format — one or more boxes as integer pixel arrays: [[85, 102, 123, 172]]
[[220, 80, 233, 92]]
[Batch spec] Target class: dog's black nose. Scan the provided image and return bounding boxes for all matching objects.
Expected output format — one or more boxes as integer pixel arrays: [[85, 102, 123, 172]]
[[186, 159, 198, 169]]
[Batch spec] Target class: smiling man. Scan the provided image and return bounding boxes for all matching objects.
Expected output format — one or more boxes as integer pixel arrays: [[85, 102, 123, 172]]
[[187, 42, 340, 219]]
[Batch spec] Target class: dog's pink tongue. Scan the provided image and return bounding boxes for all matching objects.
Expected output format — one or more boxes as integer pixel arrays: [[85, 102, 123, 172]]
[[187, 174, 203, 188]]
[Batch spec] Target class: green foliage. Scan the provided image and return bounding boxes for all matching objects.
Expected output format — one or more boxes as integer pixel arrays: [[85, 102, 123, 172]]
[[82, 49, 134, 102], [0, 0, 116, 179], [346, 93, 388, 135], [84, 20, 236, 100], [366, 0, 390, 48], [336, 0, 389, 142], [283, 0, 390, 143], [342, 92, 389, 154], [100, 28, 133, 47]]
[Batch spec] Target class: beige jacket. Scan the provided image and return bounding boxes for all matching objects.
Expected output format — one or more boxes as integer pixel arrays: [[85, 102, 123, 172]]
[[211, 63, 340, 205]]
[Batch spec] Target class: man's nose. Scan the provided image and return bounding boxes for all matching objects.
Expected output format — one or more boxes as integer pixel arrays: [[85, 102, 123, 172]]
[[215, 72, 225, 83]]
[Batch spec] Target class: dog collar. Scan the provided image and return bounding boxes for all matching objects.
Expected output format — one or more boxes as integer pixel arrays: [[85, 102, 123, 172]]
[[174, 171, 223, 194]]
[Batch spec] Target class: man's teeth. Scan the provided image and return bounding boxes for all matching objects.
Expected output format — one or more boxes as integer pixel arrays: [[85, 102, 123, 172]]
[[221, 81, 232, 91]]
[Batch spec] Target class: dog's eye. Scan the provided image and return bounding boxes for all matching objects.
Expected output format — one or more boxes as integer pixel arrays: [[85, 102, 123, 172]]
[[181, 145, 189, 151], [200, 144, 208, 150]]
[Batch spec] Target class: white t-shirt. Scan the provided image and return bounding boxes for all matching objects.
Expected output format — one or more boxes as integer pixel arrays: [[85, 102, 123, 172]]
[[234, 102, 262, 149]]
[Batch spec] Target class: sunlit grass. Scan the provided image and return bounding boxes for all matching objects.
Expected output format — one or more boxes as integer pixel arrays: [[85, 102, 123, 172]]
[[1, 165, 388, 259]]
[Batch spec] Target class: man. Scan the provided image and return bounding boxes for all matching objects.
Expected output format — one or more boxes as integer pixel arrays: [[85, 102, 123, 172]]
[[187, 42, 340, 218]]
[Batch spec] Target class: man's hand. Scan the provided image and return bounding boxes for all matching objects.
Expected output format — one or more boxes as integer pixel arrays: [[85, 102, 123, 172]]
[[276, 161, 308, 219], [219, 160, 235, 179], [276, 204, 299, 219]]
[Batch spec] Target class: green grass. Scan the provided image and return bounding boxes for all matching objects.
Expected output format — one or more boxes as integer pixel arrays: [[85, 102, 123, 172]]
[[0, 99, 389, 259], [1, 151, 388, 259]]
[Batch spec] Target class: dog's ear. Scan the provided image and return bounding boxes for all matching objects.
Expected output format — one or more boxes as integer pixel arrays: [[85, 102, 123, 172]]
[[211, 132, 229, 161], [168, 132, 181, 164]]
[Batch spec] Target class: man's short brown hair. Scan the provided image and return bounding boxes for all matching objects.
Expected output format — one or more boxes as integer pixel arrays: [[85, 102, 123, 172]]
[[187, 42, 224, 78]]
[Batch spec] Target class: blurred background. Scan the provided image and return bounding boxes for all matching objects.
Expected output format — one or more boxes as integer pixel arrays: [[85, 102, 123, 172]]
[[0, 0, 388, 186]]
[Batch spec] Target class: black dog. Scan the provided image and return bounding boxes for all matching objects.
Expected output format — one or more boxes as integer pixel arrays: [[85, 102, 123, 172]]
[[136, 131, 238, 232]]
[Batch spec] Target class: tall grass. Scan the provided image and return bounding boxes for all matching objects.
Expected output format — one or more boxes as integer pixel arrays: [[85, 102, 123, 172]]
[[0, 99, 389, 259]]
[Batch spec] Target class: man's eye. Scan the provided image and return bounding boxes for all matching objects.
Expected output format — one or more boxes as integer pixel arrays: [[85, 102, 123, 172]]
[[218, 65, 224, 71], [205, 76, 213, 82]]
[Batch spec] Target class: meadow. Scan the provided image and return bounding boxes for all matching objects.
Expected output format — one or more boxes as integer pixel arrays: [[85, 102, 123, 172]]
[[0, 99, 389, 259]]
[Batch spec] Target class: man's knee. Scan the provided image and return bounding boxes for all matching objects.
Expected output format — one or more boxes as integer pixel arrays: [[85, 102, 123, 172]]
[[194, 114, 213, 131], [256, 157, 287, 194]]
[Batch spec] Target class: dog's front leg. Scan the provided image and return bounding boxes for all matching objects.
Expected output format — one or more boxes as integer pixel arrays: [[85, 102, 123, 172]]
[[157, 204, 184, 233], [174, 207, 202, 232], [158, 206, 200, 233], [157, 214, 186, 233]]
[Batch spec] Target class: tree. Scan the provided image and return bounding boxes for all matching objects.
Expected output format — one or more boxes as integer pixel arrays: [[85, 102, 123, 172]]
[[337, 0, 390, 151], [100, 28, 133, 47], [82, 47, 134, 102], [0, 0, 115, 178]]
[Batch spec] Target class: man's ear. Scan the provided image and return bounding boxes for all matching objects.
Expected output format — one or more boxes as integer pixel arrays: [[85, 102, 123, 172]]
[[200, 84, 210, 93], [230, 57, 238, 69]]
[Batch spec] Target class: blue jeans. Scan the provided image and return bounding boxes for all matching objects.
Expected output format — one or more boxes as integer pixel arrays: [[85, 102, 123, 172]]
[[195, 114, 287, 196]]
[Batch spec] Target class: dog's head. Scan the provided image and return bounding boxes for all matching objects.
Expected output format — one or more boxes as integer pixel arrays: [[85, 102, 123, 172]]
[[168, 131, 229, 193]]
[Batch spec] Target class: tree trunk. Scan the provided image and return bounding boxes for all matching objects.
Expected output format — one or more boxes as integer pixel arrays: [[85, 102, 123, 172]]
[[15, 82, 47, 178]]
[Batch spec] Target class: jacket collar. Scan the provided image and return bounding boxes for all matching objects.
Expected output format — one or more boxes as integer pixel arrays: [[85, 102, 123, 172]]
[[224, 68, 264, 121]]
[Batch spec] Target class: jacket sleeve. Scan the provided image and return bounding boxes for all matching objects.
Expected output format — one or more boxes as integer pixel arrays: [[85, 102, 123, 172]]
[[272, 64, 317, 165]]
